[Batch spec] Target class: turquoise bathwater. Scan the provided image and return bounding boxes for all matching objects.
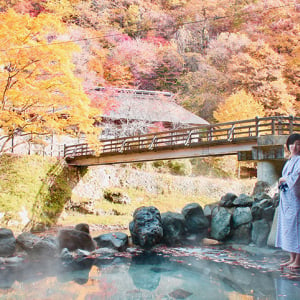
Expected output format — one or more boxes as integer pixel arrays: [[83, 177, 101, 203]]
[[0, 246, 299, 299]]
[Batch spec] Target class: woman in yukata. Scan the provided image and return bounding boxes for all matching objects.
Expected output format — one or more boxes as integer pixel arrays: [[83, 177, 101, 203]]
[[276, 133, 300, 270]]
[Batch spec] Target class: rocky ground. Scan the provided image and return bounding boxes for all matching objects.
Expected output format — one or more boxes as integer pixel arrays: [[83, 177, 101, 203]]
[[72, 165, 256, 202]]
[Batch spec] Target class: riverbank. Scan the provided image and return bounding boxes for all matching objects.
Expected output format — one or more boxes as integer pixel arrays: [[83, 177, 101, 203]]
[[0, 154, 256, 232]]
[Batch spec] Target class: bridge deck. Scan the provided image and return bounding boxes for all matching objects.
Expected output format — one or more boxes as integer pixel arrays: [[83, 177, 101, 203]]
[[64, 116, 300, 166]]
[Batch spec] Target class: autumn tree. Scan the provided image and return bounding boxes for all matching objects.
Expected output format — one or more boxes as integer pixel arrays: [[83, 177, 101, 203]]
[[207, 32, 251, 72], [213, 90, 265, 123], [44, 0, 88, 20], [106, 38, 157, 89], [0, 9, 101, 153], [154, 43, 184, 92], [0, 0, 45, 16], [239, 1, 299, 105], [228, 41, 296, 116], [66, 26, 108, 88]]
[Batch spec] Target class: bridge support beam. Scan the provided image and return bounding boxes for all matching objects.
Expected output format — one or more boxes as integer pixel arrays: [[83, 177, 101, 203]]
[[257, 160, 285, 186]]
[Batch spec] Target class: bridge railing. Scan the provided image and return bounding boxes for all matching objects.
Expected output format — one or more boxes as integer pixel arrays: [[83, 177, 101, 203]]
[[64, 116, 300, 158]]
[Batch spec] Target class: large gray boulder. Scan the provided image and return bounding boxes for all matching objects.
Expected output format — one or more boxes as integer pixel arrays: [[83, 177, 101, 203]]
[[93, 232, 128, 251], [0, 228, 16, 257], [210, 207, 232, 240], [233, 194, 254, 207], [231, 223, 252, 244], [251, 199, 275, 221], [16, 232, 40, 250], [220, 193, 237, 207], [57, 229, 96, 252], [203, 202, 219, 219], [253, 193, 272, 202], [251, 219, 270, 247], [181, 203, 209, 234], [75, 223, 90, 234], [161, 212, 186, 246], [129, 206, 163, 249], [17, 232, 58, 257], [232, 207, 252, 228]]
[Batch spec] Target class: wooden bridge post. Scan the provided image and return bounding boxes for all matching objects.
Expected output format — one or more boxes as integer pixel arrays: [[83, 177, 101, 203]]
[[289, 115, 294, 134], [255, 116, 259, 136], [271, 118, 275, 135]]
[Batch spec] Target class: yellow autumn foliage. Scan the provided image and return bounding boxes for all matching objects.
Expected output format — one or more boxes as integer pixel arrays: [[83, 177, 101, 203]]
[[44, 0, 89, 19], [213, 90, 265, 123], [0, 9, 101, 152]]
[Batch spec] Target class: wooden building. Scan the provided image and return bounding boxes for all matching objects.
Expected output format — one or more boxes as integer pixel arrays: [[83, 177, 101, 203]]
[[93, 87, 209, 138]]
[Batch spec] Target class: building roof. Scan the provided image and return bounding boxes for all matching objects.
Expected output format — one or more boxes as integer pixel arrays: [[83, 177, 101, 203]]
[[94, 87, 209, 126]]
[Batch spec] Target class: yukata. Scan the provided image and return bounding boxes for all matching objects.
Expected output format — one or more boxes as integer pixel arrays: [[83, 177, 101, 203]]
[[276, 155, 300, 253]]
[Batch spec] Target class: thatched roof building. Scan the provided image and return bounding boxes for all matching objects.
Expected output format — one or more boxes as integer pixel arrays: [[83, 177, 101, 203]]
[[94, 87, 209, 131]]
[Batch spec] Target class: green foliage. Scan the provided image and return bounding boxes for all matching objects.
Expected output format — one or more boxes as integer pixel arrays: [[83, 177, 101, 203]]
[[0, 154, 78, 230], [0, 154, 55, 213], [151, 159, 192, 175], [167, 159, 192, 176], [37, 166, 75, 227], [152, 160, 166, 169]]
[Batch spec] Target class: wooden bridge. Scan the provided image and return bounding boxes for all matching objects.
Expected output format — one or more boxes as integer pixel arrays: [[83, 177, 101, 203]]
[[64, 116, 300, 167]]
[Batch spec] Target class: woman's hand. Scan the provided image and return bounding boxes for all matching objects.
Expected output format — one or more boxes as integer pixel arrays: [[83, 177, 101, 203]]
[[279, 177, 286, 184]]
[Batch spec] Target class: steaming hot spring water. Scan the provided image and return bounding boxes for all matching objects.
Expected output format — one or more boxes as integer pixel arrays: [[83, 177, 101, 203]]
[[0, 244, 300, 300]]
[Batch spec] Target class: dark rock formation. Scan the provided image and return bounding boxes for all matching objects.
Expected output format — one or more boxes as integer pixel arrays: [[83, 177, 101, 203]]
[[30, 237, 58, 257], [232, 207, 252, 228], [233, 194, 254, 207], [75, 223, 90, 234], [220, 193, 237, 207], [231, 223, 251, 244], [251, 199, 275, 221], [161, 212, 186, 246], [17, 232, 40, 250], [202, 186, 279, 247], [129, 206, 163, 249], [210, 207, 231, 240], [203, 202, 219, 220], [93, 232, 128, 251], [57, 229, 96, 251], [253, 193, 272, 202], [181, 203, 209, 235], [251, 219, 270, 247], [17, 232, 57, 257], [0, 228, 16, 257]]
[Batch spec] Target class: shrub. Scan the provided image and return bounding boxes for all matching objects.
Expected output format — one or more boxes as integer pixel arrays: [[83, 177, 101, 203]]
[[167, 159, 192, 176]]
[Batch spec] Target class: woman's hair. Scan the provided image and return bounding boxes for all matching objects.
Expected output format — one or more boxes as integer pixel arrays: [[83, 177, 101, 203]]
[[286, 133, 300, 152]]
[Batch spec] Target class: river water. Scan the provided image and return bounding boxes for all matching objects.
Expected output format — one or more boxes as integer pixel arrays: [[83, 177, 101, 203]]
[[0, 245, 299, 300]]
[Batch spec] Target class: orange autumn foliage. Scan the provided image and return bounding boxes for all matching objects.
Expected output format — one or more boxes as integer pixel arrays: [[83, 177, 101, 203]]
[[0, 9, 101, 152]]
